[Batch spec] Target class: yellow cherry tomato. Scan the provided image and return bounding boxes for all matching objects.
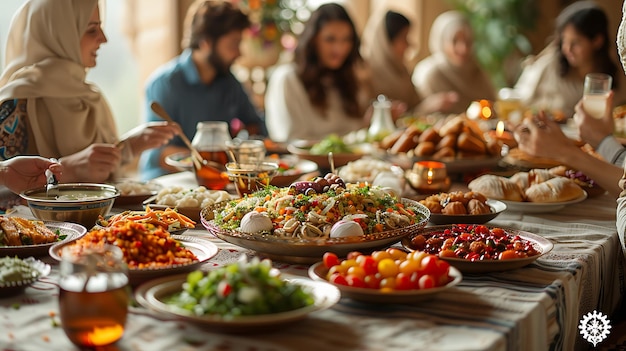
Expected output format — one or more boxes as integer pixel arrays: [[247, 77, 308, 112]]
[[377, 258, 399, 278]]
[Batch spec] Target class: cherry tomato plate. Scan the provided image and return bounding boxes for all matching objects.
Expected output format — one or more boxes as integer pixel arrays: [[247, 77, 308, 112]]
[[308, 261, 462, 303], [428, 199, 507, 225], [401, 224, 554, 274]]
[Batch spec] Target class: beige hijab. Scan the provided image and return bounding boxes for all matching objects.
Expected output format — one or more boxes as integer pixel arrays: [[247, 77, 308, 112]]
[[361, 10, 421, 110], [0, 0, 118, 158], [412, 11, 496, 113]]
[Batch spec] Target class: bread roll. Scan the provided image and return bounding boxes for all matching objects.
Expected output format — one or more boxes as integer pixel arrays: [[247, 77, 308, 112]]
[[467, 198, 492, 215], [390, 126, 420, 153], [457, 132, 486, 153], [442, 201, 467, 215], [418, 128, 441, 144], [525, 177, 585, 203], [438, 116, 465, 136], [509, 172, 529, 191], [468, 174, 525, 201], [528, 168, 555, 185], [433, 146, 455, 158], [548, 165, 568, 177], [379, 129, 404, 149], [415, 141, 436, 156], [437, 134, 457, 149]]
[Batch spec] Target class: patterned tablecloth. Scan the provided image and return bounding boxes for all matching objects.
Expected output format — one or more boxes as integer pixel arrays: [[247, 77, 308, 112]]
[[0, 184, 623, 351]]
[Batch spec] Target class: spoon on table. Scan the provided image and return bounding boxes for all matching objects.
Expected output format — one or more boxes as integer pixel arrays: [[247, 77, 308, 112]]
[[150, 102, 226, 172]]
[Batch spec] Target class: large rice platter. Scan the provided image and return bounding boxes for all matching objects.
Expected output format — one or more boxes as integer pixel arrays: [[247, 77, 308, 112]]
[[210, 174, 429, 241]]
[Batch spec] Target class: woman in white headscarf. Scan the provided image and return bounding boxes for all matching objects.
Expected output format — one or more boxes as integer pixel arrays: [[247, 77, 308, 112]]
[[412, 11, 496, 114], [0, 0, 178, 182], [361, 9, 458, 114]]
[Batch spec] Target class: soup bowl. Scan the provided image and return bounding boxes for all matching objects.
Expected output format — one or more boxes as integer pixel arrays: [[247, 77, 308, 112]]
[[20, 183, 120, 228]]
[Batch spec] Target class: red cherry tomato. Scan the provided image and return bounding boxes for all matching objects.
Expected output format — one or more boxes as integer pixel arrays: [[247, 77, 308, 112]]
[[418, 274, 436, 289], [346, 275, 367, 288], [323, 252, 340, 269], [419, 255, 439, 276], [359, 255, 378, 276], [329, 273, 348, 286], [435, 259, 450, 276], [394, 273, 413, 290]]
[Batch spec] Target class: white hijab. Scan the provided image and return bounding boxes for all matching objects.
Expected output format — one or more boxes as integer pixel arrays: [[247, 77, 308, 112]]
[[0, 0, 117, 158], [412, 11, 496, 113]]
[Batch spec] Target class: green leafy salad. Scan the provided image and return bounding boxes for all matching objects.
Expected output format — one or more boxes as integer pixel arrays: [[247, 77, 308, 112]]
[[309, 134, 353, 155], [168, 257, 314, 319]]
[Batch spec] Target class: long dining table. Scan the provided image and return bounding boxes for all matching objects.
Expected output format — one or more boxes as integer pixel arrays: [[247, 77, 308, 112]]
[[0, 171, 624, 351]]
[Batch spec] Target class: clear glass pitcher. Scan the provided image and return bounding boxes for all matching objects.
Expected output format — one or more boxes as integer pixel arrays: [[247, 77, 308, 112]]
[[368, 95, 396, 142]]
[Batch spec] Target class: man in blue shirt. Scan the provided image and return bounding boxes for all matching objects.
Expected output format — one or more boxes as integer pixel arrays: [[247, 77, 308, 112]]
[[140, 1, 266, 179]]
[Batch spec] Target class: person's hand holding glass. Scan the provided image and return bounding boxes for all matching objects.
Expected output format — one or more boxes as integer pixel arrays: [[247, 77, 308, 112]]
[[574, 90, 615, 148], [582, 73, 612, 119]]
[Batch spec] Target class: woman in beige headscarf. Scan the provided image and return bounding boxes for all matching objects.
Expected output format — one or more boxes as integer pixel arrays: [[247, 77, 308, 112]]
[[412, 11, 496, 114], [361, 9, 458, 114], [0, 0, 178, 183]]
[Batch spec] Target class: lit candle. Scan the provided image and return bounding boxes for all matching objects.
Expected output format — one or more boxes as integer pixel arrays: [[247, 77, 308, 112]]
[[488, 121, 517, 148], [408, 161, 451, 195], [496, 121, 505, 137]]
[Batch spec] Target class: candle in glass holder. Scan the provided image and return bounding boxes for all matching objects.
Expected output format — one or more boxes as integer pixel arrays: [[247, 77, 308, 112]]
[[407, 161, 451, 195]]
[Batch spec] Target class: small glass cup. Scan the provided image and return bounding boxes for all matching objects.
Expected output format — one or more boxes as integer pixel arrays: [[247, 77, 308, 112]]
[[226, 139, 266, 165], [226, 162, 278, 197], [583, 73, 612, 119], [495, 88, 523, 123], [58, 244, 129, 348]]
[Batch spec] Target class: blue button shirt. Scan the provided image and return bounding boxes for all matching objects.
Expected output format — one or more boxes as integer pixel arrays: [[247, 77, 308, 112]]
[[139, 49, 265, 180]]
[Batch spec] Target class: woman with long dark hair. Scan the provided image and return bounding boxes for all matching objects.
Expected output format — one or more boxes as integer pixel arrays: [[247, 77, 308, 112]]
[[514, 1, 624, 118], [265, 3, 372, 142]]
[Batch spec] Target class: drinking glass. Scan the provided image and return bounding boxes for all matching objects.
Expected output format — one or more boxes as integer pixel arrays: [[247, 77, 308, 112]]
[[226, 139, 266, 165], [583, 73, 612, 119], [58, 244, 129, 348], [226, 162, 278, 197]]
